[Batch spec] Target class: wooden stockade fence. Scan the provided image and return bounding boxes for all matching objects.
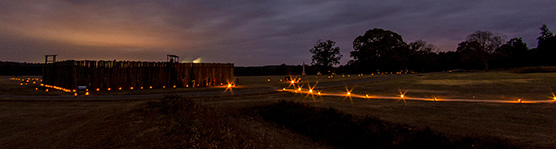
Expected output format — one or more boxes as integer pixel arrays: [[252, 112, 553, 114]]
[[42, 60, 234, 90]]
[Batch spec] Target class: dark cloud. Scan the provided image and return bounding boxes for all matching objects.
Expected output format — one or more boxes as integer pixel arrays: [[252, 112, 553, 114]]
[[0, 0, 555, 66]]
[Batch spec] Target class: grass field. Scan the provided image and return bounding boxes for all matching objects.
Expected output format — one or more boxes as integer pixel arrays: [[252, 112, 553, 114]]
[[1, 70, 556, 148]]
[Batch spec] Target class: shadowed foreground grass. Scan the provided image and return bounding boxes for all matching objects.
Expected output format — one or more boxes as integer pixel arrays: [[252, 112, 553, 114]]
[[257, 100, 519, 148]]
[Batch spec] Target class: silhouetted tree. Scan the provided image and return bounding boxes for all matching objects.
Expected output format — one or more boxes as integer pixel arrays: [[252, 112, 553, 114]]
[[457, 31, 504, 71], [310, 39, 342, 74], [494, 38, 529, 68], [535, 24, 556, 65], [350, 28, 408, 73], [408, 40, 439, 72]]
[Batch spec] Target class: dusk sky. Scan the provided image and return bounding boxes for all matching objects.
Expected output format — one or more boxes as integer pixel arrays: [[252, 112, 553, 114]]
[[1, 0, 555, 66]]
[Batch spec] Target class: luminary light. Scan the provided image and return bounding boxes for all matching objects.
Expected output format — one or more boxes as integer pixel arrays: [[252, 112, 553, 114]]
[[318, 91, 321, 95], [107, 88, 111, 91], [45, 89, 49, 92], [96, 88, 100, 91], [298, 87, 302, 91], [173, 85, 176, 88], [74, 93, 77, 96], [365, 94, 369, 98], [85, 92, 89, 96], [140, 87, 143, 90], [227, 84, 232, 88], [130, 87, 134, 90], [119, 87, 122, 90], [309, 89, 313, 93], [163, 86, 166, 88], [149, 86, 153, 89], [283, 88, 286, 91]]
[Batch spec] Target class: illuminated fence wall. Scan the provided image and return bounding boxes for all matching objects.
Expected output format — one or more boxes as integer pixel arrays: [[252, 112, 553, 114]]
[[42, 60, 234, 90]]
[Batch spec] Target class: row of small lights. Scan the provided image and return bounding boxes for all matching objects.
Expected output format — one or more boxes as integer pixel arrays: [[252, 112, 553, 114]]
[[283, 80, 556, 103], [12, 77, 233, 96]]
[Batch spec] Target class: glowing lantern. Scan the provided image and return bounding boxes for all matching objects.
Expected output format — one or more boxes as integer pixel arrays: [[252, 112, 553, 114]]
[[309, 89, 313, 93], [33, 81, 36, 84], [186, 85, 189, 88], [298, 87, 302, 91], [74, 93, 77, 96], [85, 92, 89, 96], [283, 88, 286, 91], [107, 88, 111, 91], [291, 80, 295, 84], [73, 89, 76, 92], [96, 88, 100, 91], [86, 89, 88, 92], [35, 88, 38, 90], [317, 91, 321, 95], [45, 89, 49, 92], [149, 86, 153, 89], [267, 79, 270, 82], [400, 95, 404, 98], [130, 87, 134, 90], [347, 92, 351, 96], [20, 83, 23, 86], [518, 99, 522, 103], [227, 84, 232, 88], [40, 84, 44, 86], [119, 87, 122, 90], [173, 85, 176, 88], [365, 94, 369, 98], [163, 86, 166, 88], [140, 87, 143, 90]]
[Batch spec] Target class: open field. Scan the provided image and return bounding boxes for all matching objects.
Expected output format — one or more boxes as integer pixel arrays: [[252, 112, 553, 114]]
[[1, 70, 556, 148]]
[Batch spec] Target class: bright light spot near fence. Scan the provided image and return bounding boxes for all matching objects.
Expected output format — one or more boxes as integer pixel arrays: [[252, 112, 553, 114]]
[[366, 94, 369, 98], [317, 91, 321, 95], [192, 57, 202, 63], [85, 92, 89, 96], [309, 89, 313, 93], [298, 87, 302, 91], [518, 99, 522, 103], [227, 84, 232, 88], [96, 88, 100, 91], [283, 88, 286, 91]]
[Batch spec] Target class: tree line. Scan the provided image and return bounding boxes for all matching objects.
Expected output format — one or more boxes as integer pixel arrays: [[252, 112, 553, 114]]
[[311, 24, 556, 74]]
